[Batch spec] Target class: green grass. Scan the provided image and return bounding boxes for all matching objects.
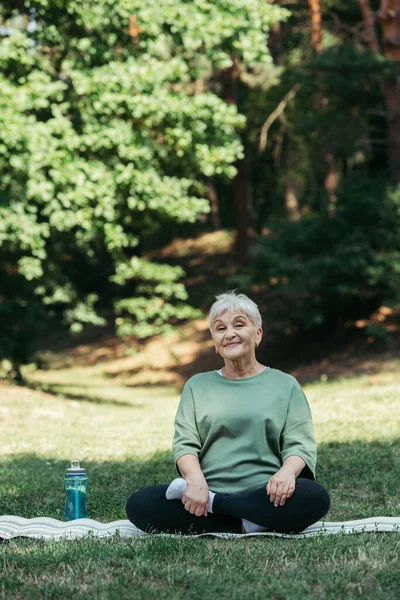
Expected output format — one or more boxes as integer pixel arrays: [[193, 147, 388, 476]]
[[1, 365, 399, 599]]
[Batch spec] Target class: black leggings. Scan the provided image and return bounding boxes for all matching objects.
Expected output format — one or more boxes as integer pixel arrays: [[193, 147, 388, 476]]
[[126, 478, 331, 535]]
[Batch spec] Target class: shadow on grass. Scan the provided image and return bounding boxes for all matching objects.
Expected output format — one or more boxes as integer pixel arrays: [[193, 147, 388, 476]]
[[0, 440, 399, 524], [24, 381, 138, 408]]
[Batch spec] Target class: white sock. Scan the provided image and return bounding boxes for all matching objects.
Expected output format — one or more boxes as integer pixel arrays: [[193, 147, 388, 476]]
[[165, 478, 216, 513], [242, 518, 269, 534], [208, 490, 216, 513], [165, 478, 187, 500]]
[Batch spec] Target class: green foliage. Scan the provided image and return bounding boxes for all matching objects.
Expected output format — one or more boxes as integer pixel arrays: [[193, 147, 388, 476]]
[[0, 0, 286, 369], [111, 257, 202, 337], [251, 178, 400, 332]]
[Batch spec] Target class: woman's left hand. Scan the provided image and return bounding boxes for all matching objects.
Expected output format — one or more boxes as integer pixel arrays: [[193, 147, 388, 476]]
[[266, 467, 296, 507]]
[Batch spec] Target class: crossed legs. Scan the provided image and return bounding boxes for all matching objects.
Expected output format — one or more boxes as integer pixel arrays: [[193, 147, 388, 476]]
[[126, 478, 331, 535]]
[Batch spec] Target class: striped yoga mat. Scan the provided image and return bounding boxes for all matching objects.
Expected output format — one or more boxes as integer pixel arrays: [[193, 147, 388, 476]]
[[0, 515, 399, 540]]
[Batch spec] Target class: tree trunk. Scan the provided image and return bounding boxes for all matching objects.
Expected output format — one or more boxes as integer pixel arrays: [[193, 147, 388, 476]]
[[358, 1, 400, 184], [269, 22, 283, 66], [206, 177, 221, 230], [232, 163, 255, 262], [222, 59, 255, 263], [379, 1, 400, 183], [307, 0, 323, 54], [358, 0, 380, 51], [379, 0, 400, 60], [308, 0, 340, 211], [284, 147, 300, 221], [324, 151, 340, 216], [285, 182, 300, 221]]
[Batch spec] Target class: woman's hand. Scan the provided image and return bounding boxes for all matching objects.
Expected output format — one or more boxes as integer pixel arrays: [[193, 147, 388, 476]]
[[182, 476, 209, 517], [266, 467, 296, 507]]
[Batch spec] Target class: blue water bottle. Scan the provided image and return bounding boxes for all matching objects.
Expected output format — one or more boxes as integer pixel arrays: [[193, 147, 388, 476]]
[[64, 460, 88, 521]]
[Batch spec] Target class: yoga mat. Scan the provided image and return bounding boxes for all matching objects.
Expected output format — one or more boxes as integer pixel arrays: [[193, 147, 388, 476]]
[[0, 515, 399, 540]]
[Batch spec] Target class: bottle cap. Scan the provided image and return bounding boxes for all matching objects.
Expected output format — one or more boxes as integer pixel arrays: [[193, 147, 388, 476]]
[[66, 459, 86, 475]]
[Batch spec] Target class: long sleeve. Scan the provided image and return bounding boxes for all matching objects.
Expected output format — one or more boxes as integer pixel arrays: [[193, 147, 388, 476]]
[[172, 382, 202, 475], [280, 379, 317, 480]]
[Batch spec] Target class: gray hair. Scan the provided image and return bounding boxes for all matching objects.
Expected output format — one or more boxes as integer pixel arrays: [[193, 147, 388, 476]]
[[209, 290, 262, 331]]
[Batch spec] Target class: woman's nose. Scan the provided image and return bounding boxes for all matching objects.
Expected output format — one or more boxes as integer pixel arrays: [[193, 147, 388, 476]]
[[225, 327, 236, 338]]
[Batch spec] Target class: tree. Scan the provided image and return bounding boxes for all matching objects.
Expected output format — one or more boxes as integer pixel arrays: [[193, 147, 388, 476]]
[[0, 0, 287, 374], [308, 0, 323, 53], [379, 0, 400, 183], [358, 0, 400, 183]]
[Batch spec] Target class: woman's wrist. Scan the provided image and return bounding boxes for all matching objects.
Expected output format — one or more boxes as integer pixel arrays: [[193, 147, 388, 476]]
[[186, 472, 207, 487], [281, 455, 306, 478]]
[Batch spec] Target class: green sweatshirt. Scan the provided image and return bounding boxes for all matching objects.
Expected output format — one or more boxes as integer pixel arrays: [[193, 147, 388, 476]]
[[172, 367, 317, 494]]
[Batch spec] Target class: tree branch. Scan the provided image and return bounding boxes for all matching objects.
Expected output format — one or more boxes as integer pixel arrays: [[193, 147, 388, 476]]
[[259, 84, 300, 153]]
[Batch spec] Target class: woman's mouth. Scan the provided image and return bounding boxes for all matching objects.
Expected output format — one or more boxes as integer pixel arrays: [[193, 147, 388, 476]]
[[224, 342, 240, 347]]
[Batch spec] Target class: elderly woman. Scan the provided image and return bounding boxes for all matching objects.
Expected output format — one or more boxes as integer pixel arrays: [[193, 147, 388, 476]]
[[126, 291, 330, 534]]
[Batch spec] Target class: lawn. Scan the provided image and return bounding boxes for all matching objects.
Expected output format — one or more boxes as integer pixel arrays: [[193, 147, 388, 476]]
[[0, 362, 399, 599]]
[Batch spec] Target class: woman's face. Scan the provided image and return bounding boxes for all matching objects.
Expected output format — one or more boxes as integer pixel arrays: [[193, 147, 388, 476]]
[[212, 310, 262, 361]]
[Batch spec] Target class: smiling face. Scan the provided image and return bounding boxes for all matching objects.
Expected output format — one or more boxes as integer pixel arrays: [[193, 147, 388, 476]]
[[212, 310, 262, 361]]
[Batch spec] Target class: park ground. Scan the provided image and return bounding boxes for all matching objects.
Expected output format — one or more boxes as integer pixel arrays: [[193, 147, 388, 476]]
[[1, 357, 399, 599], [1, 232, 399, 599]]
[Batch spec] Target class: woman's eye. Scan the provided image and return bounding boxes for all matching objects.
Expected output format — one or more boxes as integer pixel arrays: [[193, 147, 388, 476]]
[[217, 324, 244, 330]]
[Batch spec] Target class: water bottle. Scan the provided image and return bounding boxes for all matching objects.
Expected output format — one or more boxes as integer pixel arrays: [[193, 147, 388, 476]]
[[64, 460, 88, 521]]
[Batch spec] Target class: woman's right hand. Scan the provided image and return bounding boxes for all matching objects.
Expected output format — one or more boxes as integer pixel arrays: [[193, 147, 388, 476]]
[[182, 477, 209, 517]]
